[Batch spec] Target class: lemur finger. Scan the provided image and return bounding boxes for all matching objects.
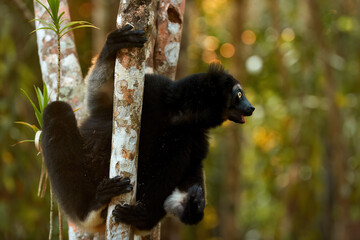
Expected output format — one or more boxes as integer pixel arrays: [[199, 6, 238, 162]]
[[107, 29, 127, 40], [109, 24, 133, 37], [110, 35, 147, 42], [112, 42, 146, 50], [119, 30, 146, 36], [96, 185, 133, 204], [113, 204, 148, 223], [119, 24, 134, 32], [97, 177, 131, 192], [108, 29, 145, 40], [124, 36, 147, 43], [99, 183, 133, 194], [99, 185, 133, 197]]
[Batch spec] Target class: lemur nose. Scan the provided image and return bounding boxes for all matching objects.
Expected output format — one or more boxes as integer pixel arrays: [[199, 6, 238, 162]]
[[246, 106, 255, 116]]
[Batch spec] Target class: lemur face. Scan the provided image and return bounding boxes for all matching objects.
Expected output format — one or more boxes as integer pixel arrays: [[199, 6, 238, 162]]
[[228, 83, 255, 124]]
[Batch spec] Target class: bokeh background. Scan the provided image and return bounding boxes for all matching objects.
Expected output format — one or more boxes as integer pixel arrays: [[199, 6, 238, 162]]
[[1, 0, 359, 239]]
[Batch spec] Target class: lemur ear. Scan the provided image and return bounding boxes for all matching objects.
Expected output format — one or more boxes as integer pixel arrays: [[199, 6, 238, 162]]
[[205, 64, 226, 86], [207, 63, 226, 75], [205, 64, 234, 93]]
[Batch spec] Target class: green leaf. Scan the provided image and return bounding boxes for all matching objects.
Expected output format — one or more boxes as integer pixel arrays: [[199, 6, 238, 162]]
[[37, 84, 50, 112], [60, 25, 99, 38], [43, 83, 50, 107], [21, 89, 39, 113], [13, 139, 36, 146], [58, 11, 65, 22], [21, 89, 42, 128], [31, 18, 57, 30], [34, 86, 43, 109], [59, 21, 92, 34], [15, 122, 39, 133], [47, 0, 60, 23], [30, 27, 57, 35], [59, 18, 68, 27], [34, 110, 43, 128], [35, 0, 54, 20]]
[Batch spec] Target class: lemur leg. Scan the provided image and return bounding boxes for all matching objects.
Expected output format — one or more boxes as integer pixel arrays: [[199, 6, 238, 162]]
[[112, 177, 170, 231], [112, 170, 206, 230], [42, 102, 133, 220], [112, 202, 162, 232], [42, 101, 98, 219], [85, 24, 146, 114], [166, 165, 206, 225]]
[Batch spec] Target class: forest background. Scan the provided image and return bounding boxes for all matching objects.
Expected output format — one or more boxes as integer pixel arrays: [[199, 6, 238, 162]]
[[0, 0, 359, 239]]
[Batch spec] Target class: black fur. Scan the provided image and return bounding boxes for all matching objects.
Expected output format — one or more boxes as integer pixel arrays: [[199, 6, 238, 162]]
[[41, 25, 254, 233]]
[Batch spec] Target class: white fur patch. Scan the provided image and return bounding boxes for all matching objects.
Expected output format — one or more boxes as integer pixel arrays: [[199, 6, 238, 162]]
[[164, 188, 187, 218], [75, 206, 107, 233], [233, 83, 242, 90]]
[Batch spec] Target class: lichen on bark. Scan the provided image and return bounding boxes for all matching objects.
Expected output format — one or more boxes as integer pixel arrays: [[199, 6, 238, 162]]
[[106, 1, 157, 239]]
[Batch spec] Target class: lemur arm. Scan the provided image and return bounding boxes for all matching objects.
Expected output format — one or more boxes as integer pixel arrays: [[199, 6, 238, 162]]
[[85, 25, 146, 115]]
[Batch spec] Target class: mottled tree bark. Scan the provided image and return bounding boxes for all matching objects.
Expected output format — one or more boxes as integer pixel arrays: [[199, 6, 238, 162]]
[[107, 0, 186, 239], [34, 0, 186, 239], [105, 1, 157, 239], [33, 0, 86, 121], [33, 0, 88, 239], [153, 0, 186, 79], [144, 1, 186, 239]]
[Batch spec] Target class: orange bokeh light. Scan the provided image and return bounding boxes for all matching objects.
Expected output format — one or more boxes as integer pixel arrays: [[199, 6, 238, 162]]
[[202, 50, 219, 63], [241, 30, 256, 45], [281, 28, 295, 42], [203, 36, 219, 51], [220, 43, 235, 58]]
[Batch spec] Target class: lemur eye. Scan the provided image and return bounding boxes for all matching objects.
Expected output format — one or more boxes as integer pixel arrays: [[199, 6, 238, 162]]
[[238, 91, 242, 99]]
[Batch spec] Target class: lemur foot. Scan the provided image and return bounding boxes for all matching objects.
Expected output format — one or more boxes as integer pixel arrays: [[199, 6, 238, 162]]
[[95, 176, 133, 205], [100, 24, 147, 59], [180, 185, 205, 225], [112, 203, 155, 230]]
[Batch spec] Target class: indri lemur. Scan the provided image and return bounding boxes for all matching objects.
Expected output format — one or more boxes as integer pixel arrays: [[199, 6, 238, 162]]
[[41, 25, 255, 234]]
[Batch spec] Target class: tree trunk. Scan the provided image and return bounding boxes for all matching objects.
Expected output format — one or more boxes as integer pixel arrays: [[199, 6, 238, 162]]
[[145, 1, 186, 239], [33, 0, 85, 120], [33, 0, 88, 239], [105, 1, 157, 239], [153, 0, 186, 79], [34, 0, 186, 238]]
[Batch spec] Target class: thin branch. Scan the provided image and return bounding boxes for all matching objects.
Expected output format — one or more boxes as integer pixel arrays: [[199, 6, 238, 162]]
[[12, 0, 34, 22]]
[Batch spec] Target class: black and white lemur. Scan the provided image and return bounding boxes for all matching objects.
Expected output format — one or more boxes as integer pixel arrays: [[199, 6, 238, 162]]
[[41, 25, 255, 234]]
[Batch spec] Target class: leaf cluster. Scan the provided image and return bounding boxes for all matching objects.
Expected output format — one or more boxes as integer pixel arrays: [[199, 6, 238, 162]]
[[15, 83, 50, 144], [31, 0, 98, 39]]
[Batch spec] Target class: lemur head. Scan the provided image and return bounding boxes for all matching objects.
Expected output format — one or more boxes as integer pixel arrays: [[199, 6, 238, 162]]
[[206, 64, 255, 124], [227, 83, 255, 124]]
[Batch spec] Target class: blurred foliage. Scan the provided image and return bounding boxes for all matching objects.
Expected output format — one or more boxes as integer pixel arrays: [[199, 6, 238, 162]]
[[1, 0, 360, 239], [182, 0, 360, 239], [0, 1, 51, 239]]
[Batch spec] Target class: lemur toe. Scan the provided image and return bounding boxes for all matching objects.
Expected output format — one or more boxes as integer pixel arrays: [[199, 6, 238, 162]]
[[119, 23, 133, 32], [96, 177, 133, 204]]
